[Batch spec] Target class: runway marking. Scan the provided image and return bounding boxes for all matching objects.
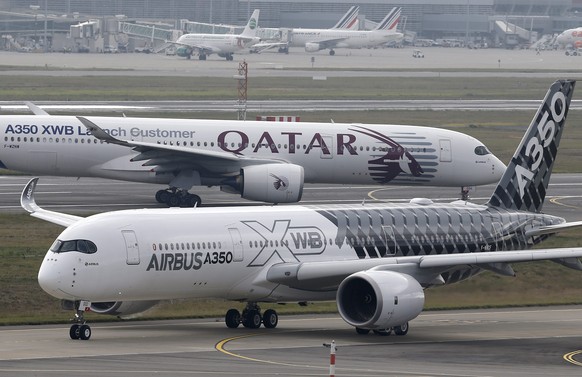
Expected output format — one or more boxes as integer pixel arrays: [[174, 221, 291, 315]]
[[549, 196, 582, 209], [563, 350, 582, 366]]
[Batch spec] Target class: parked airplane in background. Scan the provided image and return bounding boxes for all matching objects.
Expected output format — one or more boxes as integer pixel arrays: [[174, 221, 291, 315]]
[[330, 5, 360, 30], [0, 110, 504, 207], [556, 27, 582, 48], [289, 7, 402, 55], [173, 9, 260, 60], [23, 80, 582, 341]]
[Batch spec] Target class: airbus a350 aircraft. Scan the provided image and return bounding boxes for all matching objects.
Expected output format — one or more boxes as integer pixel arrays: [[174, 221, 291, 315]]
[[173, 9, 260, 60], [0, 109, 504, 207], [23, 80, 582, 340], [289, 7, 403, 55]]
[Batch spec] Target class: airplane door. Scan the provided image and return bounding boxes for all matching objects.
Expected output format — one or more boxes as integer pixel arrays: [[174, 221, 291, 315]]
[[228, 228, 244, 262], [382, 226, 398, 256], [320, 135, 333, 159], [122, 230, 140, 265], [439, 139, 452, 162]]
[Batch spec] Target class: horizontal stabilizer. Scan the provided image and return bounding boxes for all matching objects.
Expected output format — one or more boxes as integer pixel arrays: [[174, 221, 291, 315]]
[[525, 220, 582, 238]]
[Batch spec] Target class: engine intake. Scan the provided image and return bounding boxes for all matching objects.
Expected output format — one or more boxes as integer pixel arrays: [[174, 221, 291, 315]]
[[337, 270, 424, 329], [305, 42, 322, 52]]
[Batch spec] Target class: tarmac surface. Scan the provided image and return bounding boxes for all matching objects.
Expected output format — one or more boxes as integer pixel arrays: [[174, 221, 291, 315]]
[[1, 306, 582, 376], [1, 47, 582, 78]]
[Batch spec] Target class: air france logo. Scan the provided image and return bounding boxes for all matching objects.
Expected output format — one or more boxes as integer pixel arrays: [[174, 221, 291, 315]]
[[243, 220, 326, 267], [270, 173, 289, 191], [515, 88, 567, 198]]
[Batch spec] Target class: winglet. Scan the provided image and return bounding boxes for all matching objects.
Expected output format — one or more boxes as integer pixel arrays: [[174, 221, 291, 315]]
[[77, 116, 129, 146], [21, 177, 41, 214], [20, 178, 83, 227], [25, 102, 50, 116]]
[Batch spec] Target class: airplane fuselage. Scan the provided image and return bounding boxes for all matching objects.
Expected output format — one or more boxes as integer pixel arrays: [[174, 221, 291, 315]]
[[38, 201, 564, 303], [290, 29, 402, 50], [177, 33, 258, 54], [0, 116, 504, 188]]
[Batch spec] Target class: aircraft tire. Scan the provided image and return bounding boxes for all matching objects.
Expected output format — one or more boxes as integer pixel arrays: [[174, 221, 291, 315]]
[[69, 324, 81, 340], [394, 322, 409, 336], [243, 310, 262, 329], [225, 309, 241, 328], [155, 190, 168, 203], [262, 309, 278, 328], [355, 327, 370, 335], [166, 194, 181, 207], [79, 324, 92, 340], [329, 50, 335, 56]]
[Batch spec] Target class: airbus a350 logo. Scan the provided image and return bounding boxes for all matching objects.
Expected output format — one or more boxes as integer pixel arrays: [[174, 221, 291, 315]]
[[243, 220, 326, 267], [515, 88, 566, 198]]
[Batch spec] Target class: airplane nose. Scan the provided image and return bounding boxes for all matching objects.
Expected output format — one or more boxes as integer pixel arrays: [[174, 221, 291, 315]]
[[491, 154, 506, 181], [37, 255, 64, 298]]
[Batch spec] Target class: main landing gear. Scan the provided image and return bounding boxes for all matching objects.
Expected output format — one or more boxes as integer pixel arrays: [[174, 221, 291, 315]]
[[355, 322, 409, 337], [224, 303, 279, 329], [155, 189, 201, 207], [69, 300, 92, 340]]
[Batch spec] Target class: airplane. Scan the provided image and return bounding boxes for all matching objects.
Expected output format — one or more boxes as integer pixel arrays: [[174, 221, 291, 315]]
[[556, 27, 582, 49], [22, 79, 582, 341], [250, 6, 360, 54], [0, 110, 505, 207], [288, 7, 403, 55], [172, 9, 260, 60]]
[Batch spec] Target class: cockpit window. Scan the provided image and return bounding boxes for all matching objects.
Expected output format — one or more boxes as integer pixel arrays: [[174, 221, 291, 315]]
[[50, 239, 97, 254], [474, 146, 490, 156]]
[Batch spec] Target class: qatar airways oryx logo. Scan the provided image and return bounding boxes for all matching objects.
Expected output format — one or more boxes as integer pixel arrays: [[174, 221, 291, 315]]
[[270, 173, 289, 191], [243, 220, 326, 267]]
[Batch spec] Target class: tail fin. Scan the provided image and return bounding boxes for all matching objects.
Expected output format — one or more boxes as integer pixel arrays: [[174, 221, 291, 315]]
[[487, 80, 575, 213], [240, 9, 260, 37], [332, 6, 360, 30], [373, 7, 401, 31]]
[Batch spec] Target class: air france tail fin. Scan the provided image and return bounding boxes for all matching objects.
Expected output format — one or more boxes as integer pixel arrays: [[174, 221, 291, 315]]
[[240, 9, 260, 38], [373, 7, 401, 31], [487, 80, 575, 213], [332, 6, 360, 30]]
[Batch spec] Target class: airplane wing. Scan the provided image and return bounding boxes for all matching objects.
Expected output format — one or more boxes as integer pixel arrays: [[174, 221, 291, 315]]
[[267, 246, 582, 291], [309, 37, 348, 50], [250, 41, 288, 53], [77, 116, 288, 175], [25, 102, 50, 116], [20, 178, 83, 227]]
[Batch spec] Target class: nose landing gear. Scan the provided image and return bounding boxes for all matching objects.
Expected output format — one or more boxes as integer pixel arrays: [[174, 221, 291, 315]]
[[69, 300, 92, 340]]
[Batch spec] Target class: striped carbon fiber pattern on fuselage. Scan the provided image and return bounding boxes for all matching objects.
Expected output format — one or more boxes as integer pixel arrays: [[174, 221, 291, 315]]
[[315, 203, 564, 284]]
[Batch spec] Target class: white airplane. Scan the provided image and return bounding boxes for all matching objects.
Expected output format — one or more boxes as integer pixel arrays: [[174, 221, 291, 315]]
[[330, 5, 360, 30], [173, 9, 260, 60], [23, 80, 582, 341], [0, 110, 505, 207], [289, 7, 403, 55], [556, 27, 582, 49]]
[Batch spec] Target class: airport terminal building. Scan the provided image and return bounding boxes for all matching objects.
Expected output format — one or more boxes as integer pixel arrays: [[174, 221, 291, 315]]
[[1, 0, 582, 50]]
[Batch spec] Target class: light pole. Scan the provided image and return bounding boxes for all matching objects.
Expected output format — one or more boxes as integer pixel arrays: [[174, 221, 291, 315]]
[[30, 5, 40, 44]]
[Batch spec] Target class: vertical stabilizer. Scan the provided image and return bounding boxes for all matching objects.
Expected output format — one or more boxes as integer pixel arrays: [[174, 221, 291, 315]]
[[332, 6, 360, 30], [487, 80, 575, 213], [240, 9, 260, 37], [373, 7, 401, 31]]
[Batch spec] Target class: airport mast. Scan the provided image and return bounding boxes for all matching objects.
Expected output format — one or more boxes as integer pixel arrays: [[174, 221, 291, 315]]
[[234, 61, 248, 120]]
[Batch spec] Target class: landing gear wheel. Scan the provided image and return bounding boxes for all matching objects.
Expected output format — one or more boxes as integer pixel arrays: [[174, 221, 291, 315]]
[[355, 327, 370, 335], [262, 309, 278, 329], [394, 322, 409, 336], [69, 324, 81, 340], [329, 50, 335, 56], [79, 324, 92, 340], [181, 194, 201, 207], [242, 309, 262, 329], [156, 190, 170, 204], [225, 309, 241, 329], [199, 54, 207, 60], [373, 328, 392, 336], [167, 193, 181, 207]]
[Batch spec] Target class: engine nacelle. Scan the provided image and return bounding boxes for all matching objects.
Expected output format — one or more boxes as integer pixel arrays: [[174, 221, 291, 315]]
[[89, 301, 159, 318], [305, 42, 322, 52], [337, 270, 424, 329], [240, 164, 304, 203]]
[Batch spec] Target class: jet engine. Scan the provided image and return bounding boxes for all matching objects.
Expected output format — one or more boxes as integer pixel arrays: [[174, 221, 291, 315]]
[[305, 42, 322, 52], [238, 163, 304, 203], [336, 270, 424, 329], [69, 300, 159, 318]]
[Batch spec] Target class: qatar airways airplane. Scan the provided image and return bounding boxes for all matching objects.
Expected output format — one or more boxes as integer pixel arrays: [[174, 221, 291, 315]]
[[23, 80, 582, 340], [0, 110, 504, 207]]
